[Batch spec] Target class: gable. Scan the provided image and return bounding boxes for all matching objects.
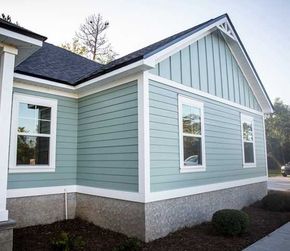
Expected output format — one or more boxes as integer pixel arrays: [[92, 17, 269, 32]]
[[149, 30, 261, 111]]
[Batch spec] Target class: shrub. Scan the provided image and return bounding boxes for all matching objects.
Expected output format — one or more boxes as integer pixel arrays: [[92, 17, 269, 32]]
[[212, 209, 250, 236], [51, 231, 85, 251], [262, 192, 290, 212], [113, 238, 141, 251]]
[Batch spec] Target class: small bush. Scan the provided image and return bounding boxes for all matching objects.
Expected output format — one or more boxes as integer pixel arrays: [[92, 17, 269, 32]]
[[51, 231, 85, 251], [113, 238, 141, 251], [212, 209, 250, 236], [262, 192, 290, 212]]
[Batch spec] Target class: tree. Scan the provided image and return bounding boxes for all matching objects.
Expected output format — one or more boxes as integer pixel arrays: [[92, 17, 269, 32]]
[[1, 13, 19, 25], [62, 13, 118, 64], [265, 98, 290, 169], [61, 38, 88, 57]]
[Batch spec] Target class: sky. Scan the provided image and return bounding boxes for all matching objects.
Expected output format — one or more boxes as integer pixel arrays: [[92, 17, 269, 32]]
[[2, 0, 290, 105]]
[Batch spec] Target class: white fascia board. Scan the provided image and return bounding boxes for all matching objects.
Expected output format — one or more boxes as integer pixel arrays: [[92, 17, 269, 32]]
[[220, 24, 273, 114], [0, 27, 43, 47], [77, 59, 154, 90], [143, 17, 228, 65], [144, 16, 272, 114]]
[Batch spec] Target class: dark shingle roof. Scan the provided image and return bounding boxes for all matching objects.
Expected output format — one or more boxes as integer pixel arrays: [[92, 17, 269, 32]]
[[15, 14, 226, 86], [15, 43, 103, 85], [0, 18, 47, 41]]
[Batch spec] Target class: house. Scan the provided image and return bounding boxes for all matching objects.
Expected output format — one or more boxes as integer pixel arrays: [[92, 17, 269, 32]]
[[0, 14, 273, 247]]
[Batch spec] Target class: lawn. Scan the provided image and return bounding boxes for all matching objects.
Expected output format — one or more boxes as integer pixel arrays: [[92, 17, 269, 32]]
[[14, 198, 290, 251], [268, 169, 282, 177]]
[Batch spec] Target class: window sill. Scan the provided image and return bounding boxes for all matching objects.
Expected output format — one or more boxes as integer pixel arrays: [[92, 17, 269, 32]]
[[180, 166, 206, 173], [243, 164, 256, 169], [9, 166, 56, 173]]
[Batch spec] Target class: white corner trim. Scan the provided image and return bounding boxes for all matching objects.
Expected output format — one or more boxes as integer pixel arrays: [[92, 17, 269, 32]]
[[178, 95, 206, 172], [0, 210, 9, 222], [146, 176, 268, 202], [9, 93, 58, 173], [7, 185, 77, 198], [138, 72, 150, 200], [148, 73, 264, 116], [262, 114, 269, 177]]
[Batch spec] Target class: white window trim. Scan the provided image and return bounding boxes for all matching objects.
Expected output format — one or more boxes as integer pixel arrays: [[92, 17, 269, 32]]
[[9, 93, 58, 173], [241, 114, 256, 168], [178, 95, 206, 173]]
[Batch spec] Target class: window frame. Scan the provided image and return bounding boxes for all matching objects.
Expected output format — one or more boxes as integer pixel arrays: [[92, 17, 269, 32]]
[[9, 93, 58, 173], [178, 95, 206, 173], [241, 114, 256, 168]]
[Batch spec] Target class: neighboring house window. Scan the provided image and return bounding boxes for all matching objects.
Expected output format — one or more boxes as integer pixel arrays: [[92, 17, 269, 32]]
[[241, 114, 256, 167], [179, 96, 206, 172], [9, 93, 57, 173]]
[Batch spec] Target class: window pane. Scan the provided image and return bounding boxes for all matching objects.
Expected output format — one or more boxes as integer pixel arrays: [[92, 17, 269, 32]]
[[37, 106, 51, 120], [243, 122, 253, 141], [182, 105, 201, 135], [17, 136, 50, 165], [18, 103, 51, 134], [244, 142, 254, 163], [19, 103, 36, 119], [183, 136, 202, 166]]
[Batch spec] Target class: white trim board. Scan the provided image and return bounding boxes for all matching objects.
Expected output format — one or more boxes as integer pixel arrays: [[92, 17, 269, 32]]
[[137, 72, 150, 200], [146, 176, 268, 202], [148, 73, 264, 116], [7, 176, 267, 203]]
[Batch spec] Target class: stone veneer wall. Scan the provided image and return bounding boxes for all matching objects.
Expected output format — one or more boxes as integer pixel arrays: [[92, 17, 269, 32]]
[[7, 193, 76, 228], [6, 182, 267, 242]]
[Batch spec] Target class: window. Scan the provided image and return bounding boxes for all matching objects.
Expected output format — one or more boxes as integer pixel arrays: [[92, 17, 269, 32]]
[[9, 94, 57, 173], [241, 114, 255, 167], [179, 96, 205, 172]]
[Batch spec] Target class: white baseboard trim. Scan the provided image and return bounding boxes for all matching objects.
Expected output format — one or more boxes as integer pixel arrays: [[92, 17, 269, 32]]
[[6, 176, 268, 203], [146, 176, 268, 202], [7, 185, 77, 199]]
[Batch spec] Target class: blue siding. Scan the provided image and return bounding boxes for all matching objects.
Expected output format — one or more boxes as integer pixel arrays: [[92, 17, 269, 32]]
[[149, 80, 266, 192], [151, 30, 262, 112], [8, 88, 78, 189], [77, 81, 138, 192]]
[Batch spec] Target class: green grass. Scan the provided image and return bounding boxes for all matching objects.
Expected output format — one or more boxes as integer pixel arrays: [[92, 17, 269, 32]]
[[268, 169, 282, 177]]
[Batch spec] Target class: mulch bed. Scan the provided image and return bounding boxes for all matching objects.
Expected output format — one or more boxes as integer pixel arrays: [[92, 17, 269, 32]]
[[14, 203, 290, 251]]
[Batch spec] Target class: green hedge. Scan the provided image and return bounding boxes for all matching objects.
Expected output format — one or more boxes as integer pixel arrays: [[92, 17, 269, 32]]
[[212, 209, 250, 236]]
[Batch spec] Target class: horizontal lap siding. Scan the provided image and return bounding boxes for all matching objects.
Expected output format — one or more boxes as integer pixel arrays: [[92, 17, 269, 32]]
[[8, 88, 78, 189], [149, 80, 266, 192], [150, 30, 262, 112], [77, 81, 138, 192]]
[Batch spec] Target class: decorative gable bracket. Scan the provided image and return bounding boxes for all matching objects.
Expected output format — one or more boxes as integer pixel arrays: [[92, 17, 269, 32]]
[[217, 21, 237, 41]]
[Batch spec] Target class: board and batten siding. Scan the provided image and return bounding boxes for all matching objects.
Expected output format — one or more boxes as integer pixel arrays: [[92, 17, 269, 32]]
[[150, 30, 261, 112], [8, 88, 78, 189], [77, 81, 138, 192], [149, 80, 266, 192]]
